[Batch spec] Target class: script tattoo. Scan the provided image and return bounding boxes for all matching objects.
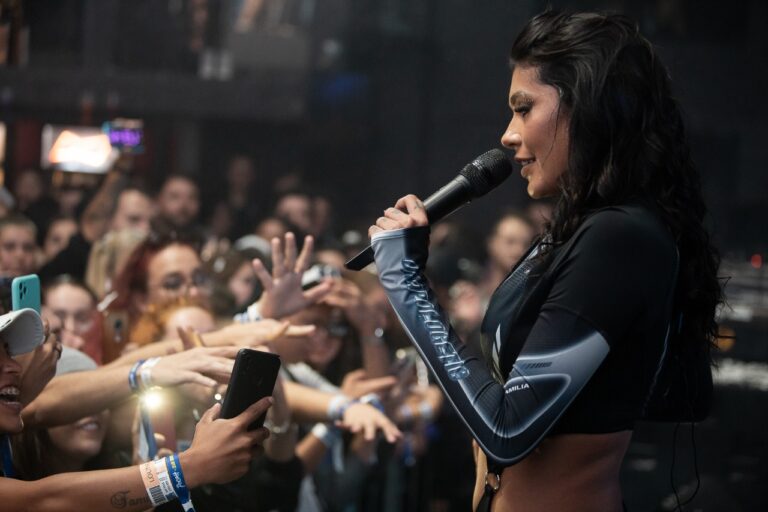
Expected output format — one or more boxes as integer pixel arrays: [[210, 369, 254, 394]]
[[110, 491, 128, 509], [110, 490, 150, 509]]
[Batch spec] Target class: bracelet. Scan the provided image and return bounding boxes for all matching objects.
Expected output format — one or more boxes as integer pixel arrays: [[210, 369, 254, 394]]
[[139, 456, 176, 507], [327, 394, 353, 421], [165, 453, 195, 512], [128, 360, 146, 393], [361, 327, 386, 346], [264, 417, 293, 435], [139, 357, 162, 390]]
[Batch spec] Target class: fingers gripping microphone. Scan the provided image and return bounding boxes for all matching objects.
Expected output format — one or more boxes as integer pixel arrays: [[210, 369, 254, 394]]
[[345, 149, 513, 271]]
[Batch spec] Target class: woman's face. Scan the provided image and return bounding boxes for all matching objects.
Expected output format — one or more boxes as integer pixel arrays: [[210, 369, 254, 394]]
[[146, 244, 209, 306], [45, 284, 97, 352], [299, 306, 345, 371], [501, 65, 570, 199], [47, 410, 109, 464], [0, 341, 22, 434], [227, 261, 257, 308], [488, 216, 534, 271]]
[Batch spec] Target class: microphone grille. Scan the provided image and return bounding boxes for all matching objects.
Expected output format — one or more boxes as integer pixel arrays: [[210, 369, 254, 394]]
[[459, 149, 513, 197]]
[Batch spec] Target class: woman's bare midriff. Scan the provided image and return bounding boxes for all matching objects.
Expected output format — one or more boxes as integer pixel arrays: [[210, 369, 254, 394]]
[[473, 431, 632, 512]]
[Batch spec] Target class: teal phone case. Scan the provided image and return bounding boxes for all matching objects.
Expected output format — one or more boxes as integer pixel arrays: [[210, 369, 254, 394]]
[[11, 274, 41, 313]]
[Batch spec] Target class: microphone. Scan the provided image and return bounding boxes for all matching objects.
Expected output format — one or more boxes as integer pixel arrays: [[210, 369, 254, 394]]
[[345, 149, 513, 271]]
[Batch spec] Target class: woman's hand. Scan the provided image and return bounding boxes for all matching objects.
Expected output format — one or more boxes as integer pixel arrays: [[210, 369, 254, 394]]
[[340, 369, 397, 400], [180, 398, 272, 486], [203, 319, 315, 349], [338, 402, 401, 443], [150, 346, 239, 388], [368, 194, 429, 237], [17, 318, 61, 406], [321, 279, 387, 336], [250, 232, 333, 320]]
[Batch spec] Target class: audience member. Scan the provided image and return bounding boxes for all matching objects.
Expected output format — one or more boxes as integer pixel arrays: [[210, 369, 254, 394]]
[[0, 214, 39, 278]]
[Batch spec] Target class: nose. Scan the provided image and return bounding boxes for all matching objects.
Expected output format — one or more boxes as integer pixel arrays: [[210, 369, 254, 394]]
[[0, 353, 22, 375], [500, 121, 522, 150], [61, 330, 85, 350], [63, 315, 77, 333]]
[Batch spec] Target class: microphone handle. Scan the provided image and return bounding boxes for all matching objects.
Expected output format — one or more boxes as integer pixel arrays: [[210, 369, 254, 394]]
[[344, 175, 472, 271], [423, 175, 472, 222]]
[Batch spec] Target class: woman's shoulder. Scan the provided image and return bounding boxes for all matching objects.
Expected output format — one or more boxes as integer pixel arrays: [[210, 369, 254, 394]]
[[554, 202, 677, 275], [578, 203, 675, 249]]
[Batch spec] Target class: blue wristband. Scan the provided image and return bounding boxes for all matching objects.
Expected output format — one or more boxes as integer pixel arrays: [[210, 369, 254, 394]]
[[129, 360, 145, 393], [165, 453, 195, 512]]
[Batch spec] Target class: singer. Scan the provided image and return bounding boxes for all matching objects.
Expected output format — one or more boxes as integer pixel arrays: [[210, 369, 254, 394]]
[[368, 10, 720, 512]]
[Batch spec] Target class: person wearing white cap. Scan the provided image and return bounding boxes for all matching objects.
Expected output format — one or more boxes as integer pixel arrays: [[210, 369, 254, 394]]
[[0, 308, 50, 434], [0, 307, 276, 511]]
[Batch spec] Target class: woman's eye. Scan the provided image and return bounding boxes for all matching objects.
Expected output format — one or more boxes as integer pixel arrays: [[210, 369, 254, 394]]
[[513, 105, 531, 116]]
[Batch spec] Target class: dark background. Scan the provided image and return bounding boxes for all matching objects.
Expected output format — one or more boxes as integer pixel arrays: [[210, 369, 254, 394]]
[[1, 0, 766, 510]]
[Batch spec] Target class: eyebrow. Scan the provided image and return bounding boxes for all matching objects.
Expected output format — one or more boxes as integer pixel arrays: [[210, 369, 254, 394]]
[[509, 91, 533, 107]]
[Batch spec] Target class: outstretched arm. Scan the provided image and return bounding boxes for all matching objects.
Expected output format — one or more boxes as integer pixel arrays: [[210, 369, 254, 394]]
[[3, 399, 272, 512]]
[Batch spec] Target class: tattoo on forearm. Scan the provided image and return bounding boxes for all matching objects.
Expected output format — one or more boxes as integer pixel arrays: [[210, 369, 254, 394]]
[[110, 490, 150, 509]]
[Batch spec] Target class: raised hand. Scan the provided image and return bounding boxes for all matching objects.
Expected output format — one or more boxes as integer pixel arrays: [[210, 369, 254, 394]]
[[204, 319, 316, 349], [150, 346, 239, 388], [321, 279, 386, 336], [17, 317, 61, 406], [340, 369, 397, 400], [251, 232, 333, 319], [338, 402, 401, 443]]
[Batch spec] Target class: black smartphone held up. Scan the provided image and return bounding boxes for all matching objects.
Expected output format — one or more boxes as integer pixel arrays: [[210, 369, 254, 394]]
[[220, 349, 281, 430]]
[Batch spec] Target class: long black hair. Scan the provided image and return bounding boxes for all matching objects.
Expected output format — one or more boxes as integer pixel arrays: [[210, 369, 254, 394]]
[[509, 11, 721, 358]]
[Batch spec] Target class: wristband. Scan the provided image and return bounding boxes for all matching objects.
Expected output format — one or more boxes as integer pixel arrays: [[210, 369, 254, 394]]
[[246, 302, 263, 322], [418, 401, 434, 423], [359, 393, 385, 413], [128, 360, 146, 393], [327, 395, 353, 421], [139, 357, 162, 390], [140, 456, 176, 506], [398, 403, 414, 425], [311, 423, 341, 448], [165, 453, 195, 512]]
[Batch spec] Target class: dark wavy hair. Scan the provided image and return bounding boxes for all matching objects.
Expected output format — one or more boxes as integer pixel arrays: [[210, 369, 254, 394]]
[[509, 11, 721, 358]]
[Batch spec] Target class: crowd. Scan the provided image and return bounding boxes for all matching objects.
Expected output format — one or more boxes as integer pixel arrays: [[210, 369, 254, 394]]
[[0, 156, 549, 511]]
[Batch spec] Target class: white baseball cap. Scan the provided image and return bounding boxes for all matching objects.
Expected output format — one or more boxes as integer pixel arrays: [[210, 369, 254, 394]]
[[0, 308, 45, 356]]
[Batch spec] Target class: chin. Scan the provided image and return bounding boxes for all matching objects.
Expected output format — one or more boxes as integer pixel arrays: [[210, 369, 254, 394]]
[[0, 418, 23, 435]]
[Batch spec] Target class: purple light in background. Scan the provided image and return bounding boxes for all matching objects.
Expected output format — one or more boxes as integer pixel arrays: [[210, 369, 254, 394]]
[[108, 128, 142, 147]]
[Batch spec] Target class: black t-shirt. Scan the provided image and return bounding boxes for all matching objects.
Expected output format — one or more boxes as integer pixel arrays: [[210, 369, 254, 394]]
[[483, 203, 678, 434], [371, 202, 678, 465]]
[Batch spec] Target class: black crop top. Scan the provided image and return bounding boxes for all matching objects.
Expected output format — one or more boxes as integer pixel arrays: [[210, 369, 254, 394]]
[[371, 204, 678, 466]]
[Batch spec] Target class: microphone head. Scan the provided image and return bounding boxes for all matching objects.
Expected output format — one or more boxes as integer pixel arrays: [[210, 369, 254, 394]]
[[459, 149, 513, 198]]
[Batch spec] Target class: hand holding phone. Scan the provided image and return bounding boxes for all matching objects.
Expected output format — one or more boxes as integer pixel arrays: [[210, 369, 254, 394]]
[[220, 349, 281, 430]]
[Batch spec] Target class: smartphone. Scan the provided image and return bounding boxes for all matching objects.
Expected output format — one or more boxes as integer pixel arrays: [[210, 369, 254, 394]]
[[11, 274, 41, 313], [220, 349, 281, 430]]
